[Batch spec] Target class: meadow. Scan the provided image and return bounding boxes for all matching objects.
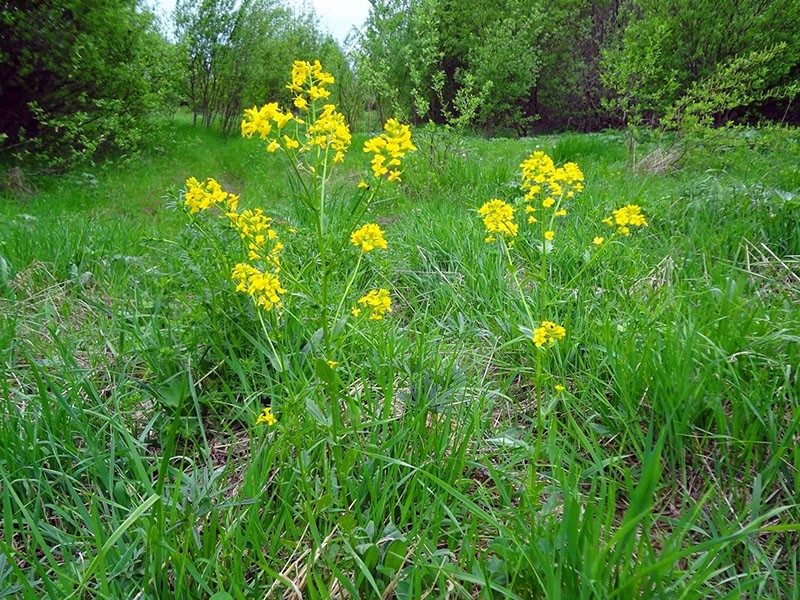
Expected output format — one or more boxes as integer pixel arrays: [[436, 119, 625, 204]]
[[1, 112, 799, 598]]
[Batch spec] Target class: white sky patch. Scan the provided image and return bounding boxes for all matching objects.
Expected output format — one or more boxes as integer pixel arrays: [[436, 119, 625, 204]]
[[150, 0, 371, 45], [289, 0, 371, 44]]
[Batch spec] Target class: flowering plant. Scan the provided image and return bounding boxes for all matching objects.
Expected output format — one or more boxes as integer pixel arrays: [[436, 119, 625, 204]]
[[180, 60, 415, 430], [477, 150, 648, 430]]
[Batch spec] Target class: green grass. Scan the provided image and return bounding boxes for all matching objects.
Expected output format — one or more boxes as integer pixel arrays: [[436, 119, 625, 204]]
[[1, 118, 799, 598]]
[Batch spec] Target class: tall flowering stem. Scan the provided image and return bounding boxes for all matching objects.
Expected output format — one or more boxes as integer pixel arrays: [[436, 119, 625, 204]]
[[238, 60, 414, 360], [181, 59, 415, 440], [477, 151, 646, 437]]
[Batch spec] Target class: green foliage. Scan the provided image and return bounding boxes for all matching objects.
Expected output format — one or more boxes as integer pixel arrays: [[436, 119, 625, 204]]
[[0, 0, 173, 166], [175, 0, 346, 133], [603, 0, 800, 125], [356, 0, 800, 134]]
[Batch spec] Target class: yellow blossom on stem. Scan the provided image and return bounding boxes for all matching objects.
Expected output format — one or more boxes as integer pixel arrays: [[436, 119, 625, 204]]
[[520, 151, 585, 204], [350, 223, 388, 252], [545, 230, 555, 241], [357, 289, 392, 320], [256, 406, 277, 426], [288, 60, 311, 92], [231, 263, 285, 311], [184, 177, 238, 214], [294, 96, 308, 111], [533, 320, 566, 348], [242, 103, 279, 139], [478, 199, 518, 240], [363, 118, 416, 181], [603, 204, 648, 235]]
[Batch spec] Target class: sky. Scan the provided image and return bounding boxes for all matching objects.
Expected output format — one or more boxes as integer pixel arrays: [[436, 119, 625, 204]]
[[152, 0, 372, 45]]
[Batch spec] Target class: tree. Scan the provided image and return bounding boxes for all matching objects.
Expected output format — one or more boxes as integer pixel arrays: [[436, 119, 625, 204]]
[[602, 0, 800, 124], [174, 0, 345, 133], [0, 0, 168, 164]]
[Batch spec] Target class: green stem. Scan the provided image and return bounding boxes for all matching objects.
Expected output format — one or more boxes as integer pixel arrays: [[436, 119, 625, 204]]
[[501, 239, 535, 332], [538, 216, 549, 435], [335, 251, 363, 323], [318, 146, 331, 355], [556, 231, 617, 296]]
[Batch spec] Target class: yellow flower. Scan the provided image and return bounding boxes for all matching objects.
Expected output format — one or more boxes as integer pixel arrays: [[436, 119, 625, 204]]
[[520, 151, 584, 202], [593, 236, 604, 245], [311, 60, 335, 85], [241, 103, 279, 139], [554, 209, 567, 217], [533, 320, 566, 348], [267, 140, 280, 153], [357, 288, 392, 320], [351, 306, 361, 317], [555, 384, 566, 392], [357, 180, 369, 190], [327, 360, 338, 368], [371, 154, 388, 177], [273, 111, 293, 129], [603, 205, 648, 236], [231, 263, 285, 311], [283, 135, 299, 149], [294, 96, 308, 111], [256, 406, 277, 426], [478, 199, 518, 239], [184, 177, 238, 214], [350, 223, 388, 252], [363, 119, 416, 181], [308, 85, 330, 100], [288, 60, 311, 92], [613, 204, 647, 227], [545, 230, 555, 241], [542, 197, 555, 208], [307, 103, 351, 154]]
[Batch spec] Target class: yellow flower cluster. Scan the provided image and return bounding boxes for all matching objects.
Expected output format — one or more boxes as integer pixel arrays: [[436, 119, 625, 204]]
[[353, 288, 392, 320], [183, 177, 285, 311], [184, 177, 239, 214], [242, 61, 350, 161], [603, 204, 648, 236], [231, 263, 286, 311], [350, 223, 387, 252], [363, 118, 417, 181], [520, 152, 584, 201], [228, 208, 283, 265], [287, 59, 334, 99], [533, 321, 566, 348], [241, 102, 293, 140], [518, 152, 584, 232], [256, 406, 277, 426], [478, 199, 518, 242], [308, 103, 351, 163]]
